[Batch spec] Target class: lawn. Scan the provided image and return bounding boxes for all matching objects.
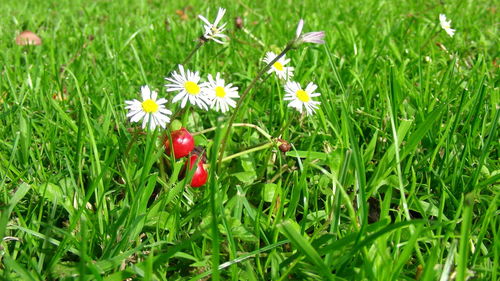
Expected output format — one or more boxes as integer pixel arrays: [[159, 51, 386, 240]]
[[0, 0, 498, 280]]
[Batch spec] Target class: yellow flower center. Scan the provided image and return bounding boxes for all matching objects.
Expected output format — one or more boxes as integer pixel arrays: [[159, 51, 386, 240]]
[[296, 89, 310, 102], [142, 99, 159, 113], [273, 61, 284, 71], [215, 86, 226, 98], [185, 81, 200, 95]]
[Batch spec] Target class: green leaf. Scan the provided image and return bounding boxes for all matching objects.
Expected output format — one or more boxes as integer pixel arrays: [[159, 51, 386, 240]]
[[233, 171, 257, 184], [31, 182, 76, 216], [286, 150, 328, 160], [413, 200, 448, 220], [218, 217, 257, 242], [262, 183, 280, 202], [2, 256, 38, 281], [277, 219, 334, 281], [0, 183, 31, 240], [240, 154, 256, 173]]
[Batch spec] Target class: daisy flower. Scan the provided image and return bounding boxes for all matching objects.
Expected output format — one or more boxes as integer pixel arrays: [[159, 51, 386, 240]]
[[439, 14, 455, 37], [198, 7, 228, 44], [263, 52, 295, 80], [165, 65, 211, 110], [204, 73, 239, 113], [293, 19, 325, 46], [125, 85, 172, 130], [284, 81, 321, 116]]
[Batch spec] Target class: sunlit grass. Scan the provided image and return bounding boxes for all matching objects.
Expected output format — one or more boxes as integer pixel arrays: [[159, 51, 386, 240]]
[[0, 0, 498, 280]]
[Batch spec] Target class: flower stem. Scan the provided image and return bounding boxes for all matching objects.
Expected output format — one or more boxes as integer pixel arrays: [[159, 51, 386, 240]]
[[182, 39, 205, 65], [204, 140, 277, 168], [124, 128, 142, 157], [193, 123, 272, 140], [165, 38, 205, 84], [217, 44, 293, 169], [221, 141, 276, 163], [166, 39, 206, 122], [277, 111, 296, 137]]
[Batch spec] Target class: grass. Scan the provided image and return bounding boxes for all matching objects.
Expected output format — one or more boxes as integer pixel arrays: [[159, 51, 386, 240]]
[[1, 0, 499, 280]]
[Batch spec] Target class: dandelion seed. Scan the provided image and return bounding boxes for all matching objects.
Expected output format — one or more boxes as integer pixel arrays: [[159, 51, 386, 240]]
[[263, 52, 295, 80], [284, 81, 321, 115], [125, 86, 172, 130], [205, 73, 239, 113], [165, 65, 211, 110], [199, 7, 229, 44], [293, 19, 325, 46], [439, 14, 455, 37]]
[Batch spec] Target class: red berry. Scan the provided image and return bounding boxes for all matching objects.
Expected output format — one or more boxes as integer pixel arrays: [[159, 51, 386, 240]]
[[164, 128, 195, 159], [185, 155, 208, 188]]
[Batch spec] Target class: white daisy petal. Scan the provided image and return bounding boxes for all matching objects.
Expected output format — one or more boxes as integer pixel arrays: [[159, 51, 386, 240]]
[[130, 111, 145, 122], [263, 52, 295, 80], [214, 8, 226, 26], [172, 92, 184, 103], [125, 85, 172, 130], [301, 32, 326, 44], [160, 108, 173, 115], [141, 86, 150, 100], [151, 89, 158, 101], [125, 99, 138, 105], [439, 14, 455, 37], [211, 38, 225, 44], [156, 98, 168, 105], [203, 72, 239, 113], [199, 7, 229, 44], [198, 15, 211, 26], [293, 19, 325, 46], [305, 82, 318, 93], [141, 113, 150, 129], [164, 65, 209, 110], [180, 95, 188, 108], [283, 81, 321, 116], [295, 19, 304, 38]]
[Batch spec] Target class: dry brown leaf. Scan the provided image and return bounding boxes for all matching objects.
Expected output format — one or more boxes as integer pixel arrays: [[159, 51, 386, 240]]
[[15, 30, 42, 46], [176, 9, 188, 20], [175, 6, 192, 21]]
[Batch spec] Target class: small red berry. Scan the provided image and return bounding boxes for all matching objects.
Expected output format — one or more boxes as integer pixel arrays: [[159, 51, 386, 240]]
[[164, 128, 195, 159], [185, 155, 208, 188]]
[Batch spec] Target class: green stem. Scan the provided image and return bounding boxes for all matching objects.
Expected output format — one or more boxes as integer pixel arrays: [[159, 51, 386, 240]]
[[220, 141, 276, 163], [277, 111, 296, 137], [204, 140, 279, 169], [159, 155, 168, 185], [419, 25, 440, 51], [193, 123, 272, 140], [168, 39, 205, 121], [217, 44, 293, 169], [182, 39, 205, 65], [457, 193, 474, 281], [124, 129, 141, 157]]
